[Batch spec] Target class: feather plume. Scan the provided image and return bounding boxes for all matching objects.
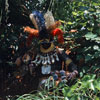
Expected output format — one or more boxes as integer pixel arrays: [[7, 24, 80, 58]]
[[51, 28, 64, 44], [26, 34, 34, 46], [29, 13, 39, 29], [47, 21, 61, 32], [24, 26, 39, 46], [30, 11, 46, 31], [24, 26, 39, 37], [44, 11, 55, 28]]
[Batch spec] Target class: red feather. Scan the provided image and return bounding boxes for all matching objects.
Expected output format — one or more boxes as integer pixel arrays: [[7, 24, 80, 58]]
[[51, 28, 64, 44], [26, 34, 34, 46], [24, 26, 39, 46]]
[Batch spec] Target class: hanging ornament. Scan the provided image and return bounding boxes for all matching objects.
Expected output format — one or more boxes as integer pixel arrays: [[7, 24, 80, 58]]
[[41, 56, 44, 64], [41, 65, 51, 74], [31, 48, 60, 75], [37, 56, 41, 65], [31, 54, 39, 64], [51, 55, 55, 64], [44, 57, 47, 65], [47, 54, 51, 64], [54, 53, 59, 61]]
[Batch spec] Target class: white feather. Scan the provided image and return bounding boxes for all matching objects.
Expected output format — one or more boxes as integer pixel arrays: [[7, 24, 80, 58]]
[[44, 11, 55, 28], [29, 13, 38, 29]]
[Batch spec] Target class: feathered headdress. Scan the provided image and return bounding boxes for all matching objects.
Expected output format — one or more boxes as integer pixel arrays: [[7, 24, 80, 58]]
[[24, 10, 64, 46]]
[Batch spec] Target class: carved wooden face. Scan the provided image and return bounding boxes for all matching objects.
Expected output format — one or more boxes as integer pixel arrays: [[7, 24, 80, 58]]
[[39, 28, 53, 50]]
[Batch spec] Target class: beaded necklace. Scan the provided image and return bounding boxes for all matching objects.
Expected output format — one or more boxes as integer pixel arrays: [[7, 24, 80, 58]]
[[31, 48, 59, 74]]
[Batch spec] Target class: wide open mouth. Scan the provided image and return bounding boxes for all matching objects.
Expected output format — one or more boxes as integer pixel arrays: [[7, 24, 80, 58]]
[[40, 40, 51, 49]]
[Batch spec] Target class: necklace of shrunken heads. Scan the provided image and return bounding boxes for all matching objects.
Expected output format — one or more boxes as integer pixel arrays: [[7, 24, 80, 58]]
[[31, 43, 59, 74]]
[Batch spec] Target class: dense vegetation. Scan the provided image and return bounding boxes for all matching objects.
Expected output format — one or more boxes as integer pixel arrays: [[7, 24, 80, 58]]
[[0, 0, 100, 100]]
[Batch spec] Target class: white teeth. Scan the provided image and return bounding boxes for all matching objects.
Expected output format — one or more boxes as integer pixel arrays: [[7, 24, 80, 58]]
[[44, 57, 47, 65], [31, 49, 59, 67], [30, 48, 60, 74], [54, 53, 59, 61], [42, 56, 45, 64], [51, 55, 55, 63], [37, 56, 41, 64], [31, 54, 40, 64], [47, 54, 51, 64]]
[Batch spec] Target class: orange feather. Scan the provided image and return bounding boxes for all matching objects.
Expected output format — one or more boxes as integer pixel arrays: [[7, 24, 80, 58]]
[[24, 26, 39, 37], [24, 26, 39, 46], [47, 21, 61, 32]]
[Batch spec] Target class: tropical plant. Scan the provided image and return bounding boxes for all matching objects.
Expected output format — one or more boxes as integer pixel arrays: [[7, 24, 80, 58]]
[[11, 74, 100, 100], [0, 0, 100, 99]]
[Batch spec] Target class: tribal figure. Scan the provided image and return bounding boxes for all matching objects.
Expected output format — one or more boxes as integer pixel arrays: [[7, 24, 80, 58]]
[[24, 11, 78, 89]]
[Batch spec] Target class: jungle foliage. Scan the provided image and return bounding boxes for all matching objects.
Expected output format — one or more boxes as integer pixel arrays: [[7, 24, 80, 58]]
[[0, 0, 100, 99]]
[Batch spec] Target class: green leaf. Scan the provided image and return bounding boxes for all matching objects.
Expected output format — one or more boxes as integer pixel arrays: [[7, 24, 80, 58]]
[[72, 12, 77, 16], [63, 87, 73, 97], [95, 97, 100, 100], [85, 32, 97, 40], [80, 72, 83, 77], [95, 82, 100, 91], [64, 97, 69, 100], [79, 6, 89, 11], [67, 22, 73, 25], [93, 45, 99, 50], [82, 75, 96, 82], [89, 82, 95, 90], [94, 52, 100, 58], [1, 34, 5, 38], [70, 95, 79, 100], [85, 53, 92, 62]]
